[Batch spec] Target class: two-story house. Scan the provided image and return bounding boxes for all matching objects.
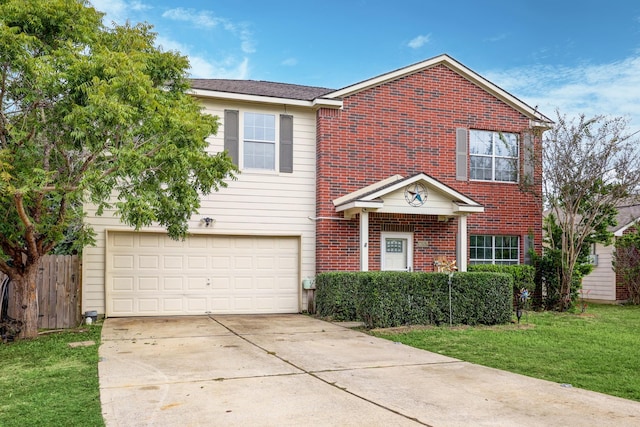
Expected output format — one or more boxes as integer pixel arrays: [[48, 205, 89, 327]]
[[82, 54, 551, 318]]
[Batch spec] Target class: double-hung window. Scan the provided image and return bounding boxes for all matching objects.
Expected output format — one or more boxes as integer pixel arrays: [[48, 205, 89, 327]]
[[470, 235, 519, 265], [470, 130, 519, 182], [224, 110, 294, 173], [243, 112, 276, 170]]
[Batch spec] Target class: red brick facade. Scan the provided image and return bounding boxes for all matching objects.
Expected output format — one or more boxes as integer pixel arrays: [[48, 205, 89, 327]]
[[315, 64, 543, 272]]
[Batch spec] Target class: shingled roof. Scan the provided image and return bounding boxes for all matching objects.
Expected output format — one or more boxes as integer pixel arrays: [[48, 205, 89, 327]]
[[189, 79, 335, 101]]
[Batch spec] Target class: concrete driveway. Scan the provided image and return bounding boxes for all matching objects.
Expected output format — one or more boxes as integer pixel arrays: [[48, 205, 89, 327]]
[[99, 315, 640, 426]]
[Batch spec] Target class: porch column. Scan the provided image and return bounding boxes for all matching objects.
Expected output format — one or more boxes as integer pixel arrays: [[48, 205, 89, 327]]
[[360, 209, 369, 271], [456, 215, 468, 272]]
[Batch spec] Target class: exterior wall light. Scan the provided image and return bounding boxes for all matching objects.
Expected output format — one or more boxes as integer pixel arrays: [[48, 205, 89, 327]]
[[201, 217, 215, 227]]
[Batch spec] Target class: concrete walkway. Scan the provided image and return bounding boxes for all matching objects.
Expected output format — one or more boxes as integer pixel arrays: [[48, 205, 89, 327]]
[[99, 315, 640, 426]]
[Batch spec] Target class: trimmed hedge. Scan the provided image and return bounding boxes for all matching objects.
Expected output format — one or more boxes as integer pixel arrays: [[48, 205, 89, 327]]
[[468, 264, 535, 294], [315, 271, 513, 328]]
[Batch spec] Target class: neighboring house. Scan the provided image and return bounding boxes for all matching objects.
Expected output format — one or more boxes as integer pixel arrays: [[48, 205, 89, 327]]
[[582, 204, 640, 303], [82, 54, 552, 318]]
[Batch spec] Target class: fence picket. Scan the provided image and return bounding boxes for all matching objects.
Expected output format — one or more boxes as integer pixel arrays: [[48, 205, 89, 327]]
[[0, 255, 81, 329]]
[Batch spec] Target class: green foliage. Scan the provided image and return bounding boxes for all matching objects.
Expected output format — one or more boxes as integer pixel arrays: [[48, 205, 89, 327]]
[[543, 111, 638, 310], [315, 271, 513, 328], [0, 0, 237, 262], [0, 0, 237, 337], [372, 304, 640, 402], [537, 213, 600, 310], [613, 224, 640, 304], [0, 325, 104, 426], [468, 264, 535, 295], [314, 272, 360, 321]]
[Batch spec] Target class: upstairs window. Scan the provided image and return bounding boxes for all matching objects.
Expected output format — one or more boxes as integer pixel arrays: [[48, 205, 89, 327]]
[[243, 113, 276, 170], [470, 130, 519, 182], [224, 110, 293, 173]]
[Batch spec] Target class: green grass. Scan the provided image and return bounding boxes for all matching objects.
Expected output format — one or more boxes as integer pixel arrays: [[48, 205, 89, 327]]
[[371, 304, 640, 401], [0, 324, 104, 427]]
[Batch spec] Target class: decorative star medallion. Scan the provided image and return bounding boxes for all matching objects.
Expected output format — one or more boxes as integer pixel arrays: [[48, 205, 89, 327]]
[[404, 183, 428, 207]]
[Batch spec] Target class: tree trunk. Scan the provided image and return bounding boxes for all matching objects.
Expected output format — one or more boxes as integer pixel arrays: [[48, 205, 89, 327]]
[[9, 268, 39, 339]]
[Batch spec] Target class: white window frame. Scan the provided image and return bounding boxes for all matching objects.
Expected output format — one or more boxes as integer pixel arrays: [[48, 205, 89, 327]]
[[470, 235, 519, 265], [241, 112, 278, 172], [469, 130, 519, 183]]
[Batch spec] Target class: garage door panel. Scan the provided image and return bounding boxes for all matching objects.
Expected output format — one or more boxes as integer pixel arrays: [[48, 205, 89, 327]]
[[188, 256, 208, 269], [139, 277, 159, 291], [107, 233, 300, 316], [112, 277, 134, 291], [163, 277, 184, 290], [162, 299, 183, 312], [163, 256, 184, 269]]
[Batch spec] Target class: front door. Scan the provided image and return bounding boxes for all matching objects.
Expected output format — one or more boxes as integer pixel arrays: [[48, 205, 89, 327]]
[[381, 232, 413, 271]]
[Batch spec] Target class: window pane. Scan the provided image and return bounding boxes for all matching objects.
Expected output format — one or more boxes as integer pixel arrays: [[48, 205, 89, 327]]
[[495, 158, 518, 182], [494, 132, 518, 157], [470, 156, 492, 180], [470, 235, 519, 264], [244, 113, 275, 142], [243, 113, 276, 170], [244, 141, 275, 170], [470, 130, 493, 155], [470, 130, 519, 182]]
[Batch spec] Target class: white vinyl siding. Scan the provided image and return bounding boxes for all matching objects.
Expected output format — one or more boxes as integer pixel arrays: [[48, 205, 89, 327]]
[[581, 243, 616, 301], [82, 99, 317, 315]]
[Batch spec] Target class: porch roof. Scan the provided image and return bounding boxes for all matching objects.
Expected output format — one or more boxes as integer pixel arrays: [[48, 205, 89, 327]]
[[333, 173, 484, 218]]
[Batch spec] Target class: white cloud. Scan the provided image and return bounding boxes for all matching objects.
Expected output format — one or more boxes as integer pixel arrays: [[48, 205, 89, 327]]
[[485, 56, 640, 133], [162, 8, 255, 54], [155, 35, 249, 79], [90, 0, 150, 25], [189, 57, 250, 79], [408, 34, 430, 49], [281, 58, 298, 66], [162, 7, 222, 28]]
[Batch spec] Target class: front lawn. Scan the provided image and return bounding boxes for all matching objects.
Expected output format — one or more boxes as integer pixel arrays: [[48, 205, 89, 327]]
[[371, 304, 640, 401], [0, 324, 104, 427]]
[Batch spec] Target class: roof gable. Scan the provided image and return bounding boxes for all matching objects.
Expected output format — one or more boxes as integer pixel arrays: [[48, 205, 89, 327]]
[[324, 54, 552, 125], [333, 173, 484, 218]]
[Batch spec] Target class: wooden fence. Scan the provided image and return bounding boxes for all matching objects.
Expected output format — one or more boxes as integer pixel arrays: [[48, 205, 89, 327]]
[[0, 255, 81, 329]]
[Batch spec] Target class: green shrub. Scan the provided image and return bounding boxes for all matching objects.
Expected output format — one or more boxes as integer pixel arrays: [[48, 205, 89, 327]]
[[468, 264, 535, 294], [315, 272, 360, 321], [315, 271, 513, 328]]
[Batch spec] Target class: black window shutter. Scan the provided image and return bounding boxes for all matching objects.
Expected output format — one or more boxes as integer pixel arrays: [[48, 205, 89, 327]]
[[456, 128, 468, 181], [224, 110, 239, 165], [280, 114, 293, 173]]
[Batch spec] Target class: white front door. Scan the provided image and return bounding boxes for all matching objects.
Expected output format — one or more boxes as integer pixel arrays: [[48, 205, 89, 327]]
[[381, 232, 413, 271]]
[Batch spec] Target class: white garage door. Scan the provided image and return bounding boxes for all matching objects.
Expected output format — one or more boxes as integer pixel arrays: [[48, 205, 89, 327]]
[[106, 232, 300, 316]]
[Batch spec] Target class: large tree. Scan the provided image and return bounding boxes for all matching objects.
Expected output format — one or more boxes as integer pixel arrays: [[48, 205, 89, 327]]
[[543, 111, 640, 310], [0, 0, 236, 338]]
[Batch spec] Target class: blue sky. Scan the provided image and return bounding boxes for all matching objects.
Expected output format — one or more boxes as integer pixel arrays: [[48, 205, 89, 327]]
[[91, 0, 640, 131]]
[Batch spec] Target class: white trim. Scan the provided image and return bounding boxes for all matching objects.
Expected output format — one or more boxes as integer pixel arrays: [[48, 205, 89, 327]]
[[360, 210, 369, 271], [457, 216, 468, 272], [615, 218, 640, 236], [189, 89, 343, 109], [333, 174, 404, 206], [381, 232, 413, 271], [333, 173, 484, 215], [335, 200, 384, 213]]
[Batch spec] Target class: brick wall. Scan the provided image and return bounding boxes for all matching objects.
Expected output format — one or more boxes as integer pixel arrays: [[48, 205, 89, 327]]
[[316, 64, 543, 272]]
